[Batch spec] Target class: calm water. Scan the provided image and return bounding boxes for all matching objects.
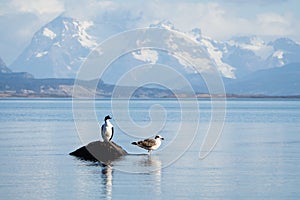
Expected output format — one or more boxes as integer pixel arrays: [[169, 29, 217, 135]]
[[0, 98, 299, 199]]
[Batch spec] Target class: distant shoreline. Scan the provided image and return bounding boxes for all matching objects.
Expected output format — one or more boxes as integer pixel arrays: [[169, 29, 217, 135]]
[[1, 93, 300, 99]]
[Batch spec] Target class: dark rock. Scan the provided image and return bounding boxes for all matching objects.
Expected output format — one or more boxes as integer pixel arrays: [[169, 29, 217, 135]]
[[69, 141, 128, 164]]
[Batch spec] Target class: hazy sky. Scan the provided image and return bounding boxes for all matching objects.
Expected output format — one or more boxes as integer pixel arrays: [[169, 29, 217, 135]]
[[1, 0, 299, 65]]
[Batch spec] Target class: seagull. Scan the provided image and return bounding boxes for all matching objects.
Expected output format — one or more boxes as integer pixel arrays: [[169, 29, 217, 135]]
[[131, 135, 164, 153], [101, 115, 114, 142]]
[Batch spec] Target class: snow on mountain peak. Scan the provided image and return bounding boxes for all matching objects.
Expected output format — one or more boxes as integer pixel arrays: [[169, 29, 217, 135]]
[[148, 22, 236, 78], [184, 28, 203, 43], [74, 20, 96, 48], [35, 51, 48, 58], [228, 36, 273, 59], [200, 37, 236, 79], [273, 50, 284, 59], [271, 50, 285, 66], [150, 20, 175, 31], [10, 16, 99, 78], [43, 27, 56, 39]]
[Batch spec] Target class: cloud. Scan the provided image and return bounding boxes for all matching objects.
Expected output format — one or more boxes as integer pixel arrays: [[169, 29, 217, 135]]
[[220, 0, 288, 5], [0, 13, 41, 63], [132, 1, 298, 41], [131, 2, 244, 39], [255, 13, 293, 35], [10, 0, 64, 15], [63, 0, 117, 21], [2, 0, 298, 41]]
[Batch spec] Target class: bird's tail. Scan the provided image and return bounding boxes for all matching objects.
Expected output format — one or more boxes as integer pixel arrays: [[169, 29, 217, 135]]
[[131, 142, 137, 145]]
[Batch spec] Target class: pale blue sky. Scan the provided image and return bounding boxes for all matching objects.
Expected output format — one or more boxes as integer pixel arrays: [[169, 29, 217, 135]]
[[1, 0, 299, 65]]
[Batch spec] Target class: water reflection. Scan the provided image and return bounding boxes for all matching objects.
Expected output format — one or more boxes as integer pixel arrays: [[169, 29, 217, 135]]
[[127, 155, 162, 196], [99, 155, 163, 199], [101, 165, 113, 200], [139, 155, 162, 195]]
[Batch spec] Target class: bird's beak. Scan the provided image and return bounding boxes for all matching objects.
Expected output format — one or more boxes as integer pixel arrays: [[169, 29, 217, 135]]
[[161, 138, 164, 140]]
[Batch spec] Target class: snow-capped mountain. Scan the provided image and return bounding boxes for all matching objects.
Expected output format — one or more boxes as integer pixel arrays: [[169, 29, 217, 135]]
[[196, 34, 236, 79], [223, 36, 268, 77], [9, 16, 300, 83], [146, 21, 300, 79], [10, 16, 97, 78], [142, 20, 236, 79], [266, 38, 300, 68], [225, 36, 300, 76]]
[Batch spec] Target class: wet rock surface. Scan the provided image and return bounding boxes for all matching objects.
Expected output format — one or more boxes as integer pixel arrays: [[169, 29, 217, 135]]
[[69, 141, 128, 163]]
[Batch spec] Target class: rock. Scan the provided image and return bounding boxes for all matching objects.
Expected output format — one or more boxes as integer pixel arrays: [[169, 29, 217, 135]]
[[69, 141, 128, 163]]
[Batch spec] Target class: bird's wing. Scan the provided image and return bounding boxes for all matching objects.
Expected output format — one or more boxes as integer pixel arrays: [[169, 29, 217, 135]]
[[101, 124, 105, 134], [138, 138, 156, 147], [109, 127, 114, 141]]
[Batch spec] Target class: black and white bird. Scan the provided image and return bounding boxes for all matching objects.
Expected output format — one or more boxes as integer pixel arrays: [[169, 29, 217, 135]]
[[101, 115, 114, 142], [131, 135, 164, 153]]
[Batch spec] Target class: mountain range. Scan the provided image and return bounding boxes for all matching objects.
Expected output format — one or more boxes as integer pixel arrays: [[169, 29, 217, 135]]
[[2, 16, 300, 96], [225, 63, 300, 95]]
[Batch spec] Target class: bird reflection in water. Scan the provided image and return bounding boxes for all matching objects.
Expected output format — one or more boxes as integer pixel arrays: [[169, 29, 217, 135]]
[[139, 155, 162, 195], [100, 155, 162, 198], [101, 164, 113, 200]]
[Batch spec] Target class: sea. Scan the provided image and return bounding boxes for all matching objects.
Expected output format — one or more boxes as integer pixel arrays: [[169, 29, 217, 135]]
[[0, 98, 299, 199]]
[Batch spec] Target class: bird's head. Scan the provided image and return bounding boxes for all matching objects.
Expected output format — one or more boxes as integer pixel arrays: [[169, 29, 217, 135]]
[[155, 135, 164, 140], [104, 115, 112, 121]]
